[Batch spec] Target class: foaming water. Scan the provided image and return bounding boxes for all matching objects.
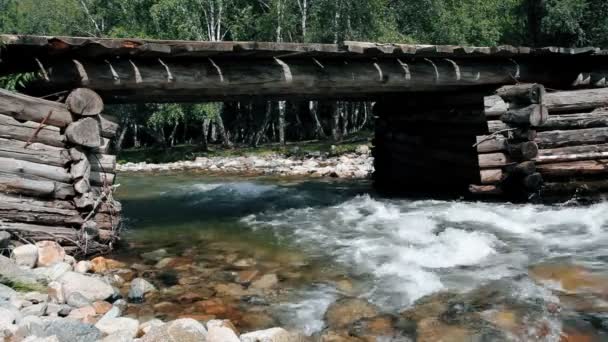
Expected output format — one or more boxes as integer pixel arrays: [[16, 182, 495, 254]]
[[243, 195, 608, 309]]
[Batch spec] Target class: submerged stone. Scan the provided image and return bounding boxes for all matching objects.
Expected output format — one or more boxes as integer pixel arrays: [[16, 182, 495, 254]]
[[324, 298, 379, 329]]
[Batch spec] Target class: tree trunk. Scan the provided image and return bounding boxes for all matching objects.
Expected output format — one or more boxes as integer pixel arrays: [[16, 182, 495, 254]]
[[278, 100, 286, 145], [214, 111, 232, 147]]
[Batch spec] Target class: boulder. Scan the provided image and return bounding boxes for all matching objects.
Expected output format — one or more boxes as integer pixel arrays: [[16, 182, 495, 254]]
[[21, 303, 47, 317], [13, 316, 45, 340], [138, 319, 164, 336], [140, 318, 207, 342], [58, 272, 114, 302], [35, 241, 66, 268], [22, 336, 60, 342], [128, 278, 157, 302], [95, 317, 139, 338], [48, 281, 64, 304], [0, 283, 18, 301], [90, 257, 126, 273], [33, 262, 72, 281], [92, 301, 112, 315], [240, 327, 293, 342], [251, 274, 279, 290], [207, 324, 240, 342], [74, 261, 92, 274], [324, 298, 379, 329], [40, 319, 102, 342], [12, 245, 38, 268], [66, 306, 96, 322], [66, 292, 91, 308], [0, 307, 17, 327], [141, 249, 169, 262], [0, 256, 46, 291]]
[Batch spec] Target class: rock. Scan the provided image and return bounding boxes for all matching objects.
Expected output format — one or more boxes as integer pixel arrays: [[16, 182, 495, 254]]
[[356, 145, 370, 154], [416, 317, 473, 342], [214, 283, 248, 297], [128, 278, 157, 302], [33, 262, 72, 281], [92, 301, 112, 315], [529, 263, 608, 293], [0, 231, 10, 249], [141, 249, 169, 262], [46, 303, 62, 316], [207, 323, 240, 342], [90, 257, 126, 273], [324, 298, 379, 329], [12, 244, 39, 268], [66, 292, 91, 308], [0, 283, 18, 301], [251, 274, 279, 290], [22, 335, 60, 342], [232, 258, 256, 269], [0, 256, 46, 291], [141, 318, 208, 342], [41, 319, 103, 342], [21, 303, 47, 316], [139, 319, 164, 336], [236, 270, 260, 284], [58, 305, 72, 317], [154, 257, 175, 269], [240, 327, 293, 342], [100, 332, 133, 342], [95, 317, 139, 338], [348, 315, 397, 339], [48, 281, 64, 304], [240, 311, 277, 330], [99, 305, 121, 320], [112, 299, 128, 316], [63, 255, 76, 266], [24, 291, 48, 303], [35, 241, 66, 267], [67, 306, 96, 321], [74, 261, 92, 274], [0, 307, 16, 327], [58, 272, 114, 302]]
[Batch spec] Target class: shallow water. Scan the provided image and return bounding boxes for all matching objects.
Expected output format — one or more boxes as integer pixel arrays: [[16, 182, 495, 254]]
[[114, 172, 608, 340]]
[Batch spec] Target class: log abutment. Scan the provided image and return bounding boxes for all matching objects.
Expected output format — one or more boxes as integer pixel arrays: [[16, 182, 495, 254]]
[[0, 87, 120, 255]]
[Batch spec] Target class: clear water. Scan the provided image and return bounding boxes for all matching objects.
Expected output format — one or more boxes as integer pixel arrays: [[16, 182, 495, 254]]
[[114, 172, 608, 339]]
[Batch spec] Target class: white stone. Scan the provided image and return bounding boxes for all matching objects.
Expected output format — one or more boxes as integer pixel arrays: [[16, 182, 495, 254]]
[[141, 318, 207, 342], [138, 319, 164, 335], [33, 262, 72, 281], [95, 317, 139, 338], [74, 261, 92, 273], [239, 328, 293, 342], [207, 325, 239, 342], [58, 272, 114, 302], [48, 281, 64, 304], [12, 245, 38, 268]]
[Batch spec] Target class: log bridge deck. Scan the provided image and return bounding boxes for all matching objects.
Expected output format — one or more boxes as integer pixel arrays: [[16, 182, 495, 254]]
[[1, 35, 608, 253]]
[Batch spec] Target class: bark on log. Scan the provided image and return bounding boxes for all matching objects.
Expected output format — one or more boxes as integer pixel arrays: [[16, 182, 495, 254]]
[[93, 213, 120, 230], [0, 172, 74, 199], [65, 117, 102, 148], [0, 114, 65, 147], [66, 88, 104, 116], [480, 169, 504, 184], [508, 141, 539, 160], [536, 144, 608, 164], [544, 88, 608, 113], [523, 172, 543, 190], [542, 180, 608, 195], [485, 95, 508, 118], [469, 184, 503, 195], [537, 159, 608, 177], [0, 221, 80, 245], [99, 114, 119, 138], [504, 161, 536, 176], [0, 157, 72, 183], [535, 127, 608, 149], [0, 88, 73, 128], [491, 112, 608, 132], [501, 104, 548, 127], [476, 136, 508, 153], [0, 194, 83, 226], [479, 153, 510, 169], [88, 154, 116, 172], [70, 158, 91, 180], [496, 84, 545, 105], [476, 137, 538, 159], [90, 171, 115, 186], [91, 138, 111, 154], [0, 137, 70, 167], [74, 178, 91, 195]]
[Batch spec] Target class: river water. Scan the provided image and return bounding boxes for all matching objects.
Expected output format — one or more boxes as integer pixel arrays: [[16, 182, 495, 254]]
[[114, 172, 608, 340]]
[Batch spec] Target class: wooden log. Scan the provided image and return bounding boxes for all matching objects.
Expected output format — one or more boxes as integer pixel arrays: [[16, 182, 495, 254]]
[[508, 141, 539, 160], [0, 114, 65, 147], [0, 221, 80, 245], [99, 114, 119, 138], [480, 169, 504, 184], [0, 137, 70, 167], [469, 184, 503, 195], [66, 88, 104, 116], [496, 84, 545, 105], [501, 104, 548, 127], [479, 153, 510, 169], [485, 95, 508, 118], [91, 138, 111, 154], [0, 88, 73, 128], [88, 154, 116, 172], [476, 136, 508, 153], [74, 178, 91, 195], [0, 172, 74, 199], [70, 158, 91, 180], [90, 171, 115, 186], [523, 172, 543, 190], [93, 213, 120, 230], [0, 157, 71, 183], [537, 159, 608, 178], [0, 194, 83, 226], [65, 117, 102, 148], [504, 161, 536, 176], [538, 111, 608, 131], [536, 144, 608, 164], [542, 180, 608, 195], [543, 88, 608, 113], [74, 192, 96, 209], [535, 127, 608, 149]]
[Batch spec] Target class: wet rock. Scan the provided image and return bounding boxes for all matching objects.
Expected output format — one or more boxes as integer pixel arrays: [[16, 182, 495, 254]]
[[95, 317, 139, 338], [177, 292, 206, 304], [236, 270, 260, 284], [12, 244, 38, 268], [240, 311, 277, 330], [154, 257, 174, 269], [35, 241, 65, 267], [0, 231, 10, 249], [66, 292, 91, 308], [153, 301, 180, 315], [59, 272, 114, 302], [529, 263, 608, 293], [251, 274, 279, 290], [401, 292, 455, 322], [240, 327, 293, 342], [194, 298, 228, 316], [416, 317, 472, 342], [48, 281, 64, 304], [324, 298, 379, 329], [232, 258, 256, 269], [481, 309, 520, 334], [141, 249, 169, 262], [241, 295, 269, 306], [348, 314, 400, 339], [128, 277, 157, 302], [157, 270, 179, 287], [140, 318, 208, 342], [214, 283, 248, 297], [74, 261, 92, 274]]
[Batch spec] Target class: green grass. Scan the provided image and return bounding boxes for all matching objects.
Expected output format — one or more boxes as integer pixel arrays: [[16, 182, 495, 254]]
[[118, 133, 372, 164]]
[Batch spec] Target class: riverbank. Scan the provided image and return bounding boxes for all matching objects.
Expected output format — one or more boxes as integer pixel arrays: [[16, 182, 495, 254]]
[[117, 145, 373, 179]]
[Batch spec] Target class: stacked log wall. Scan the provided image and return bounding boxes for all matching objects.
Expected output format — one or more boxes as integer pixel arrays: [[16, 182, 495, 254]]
[[0, 88, 120, 255], [480, 87, 608, 201]]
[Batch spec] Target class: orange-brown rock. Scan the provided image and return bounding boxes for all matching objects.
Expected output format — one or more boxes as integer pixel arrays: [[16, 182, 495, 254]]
[[35, 241, 66, 267], [416, 317, 472, 342], [236, 270, 259, 284], [529, 264, 608, 293], [90, 256, 127, 273], [194, 298, 228, 315], [153, 301, 180, 315], [92, 300, 113, 315]]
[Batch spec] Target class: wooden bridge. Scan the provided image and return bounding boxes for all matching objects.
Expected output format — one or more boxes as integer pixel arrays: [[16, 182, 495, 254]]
[[1, 35, 608, 253]]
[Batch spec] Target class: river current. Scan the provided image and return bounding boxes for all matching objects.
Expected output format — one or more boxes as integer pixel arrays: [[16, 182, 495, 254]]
[[114, 172, 608, 340]]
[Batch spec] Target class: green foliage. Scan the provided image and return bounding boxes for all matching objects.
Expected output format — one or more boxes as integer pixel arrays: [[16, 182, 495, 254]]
[[0, 72, 38, 91]]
